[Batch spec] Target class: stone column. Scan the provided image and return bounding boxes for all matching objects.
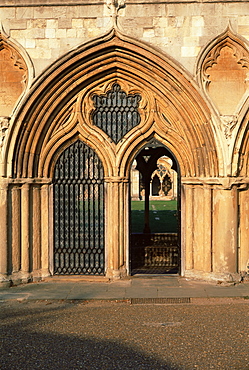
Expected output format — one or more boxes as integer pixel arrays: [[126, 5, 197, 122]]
[[202, 185, 212, 272], [193, 185, 212, 272], [183, 184, 194, 271], [0, 180, 9, 285], [20, 183, 31, 282], [105, 176, 129, 279], [183, 181, 212, 277], [32, 185, 42, 280], [212, 185, 238, 275], [143, 177, 151, 233], [11, 186, 21, 274], [41, 184, 50, 277], [238, 185, 249, 274], [130, 167, 140, 200]]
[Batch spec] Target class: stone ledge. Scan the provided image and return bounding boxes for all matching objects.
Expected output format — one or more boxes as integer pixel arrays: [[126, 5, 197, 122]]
[[44, 275, 110, 283]]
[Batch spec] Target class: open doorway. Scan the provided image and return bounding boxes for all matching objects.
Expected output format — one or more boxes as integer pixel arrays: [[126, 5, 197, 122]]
[[130, 140, 180, 275]]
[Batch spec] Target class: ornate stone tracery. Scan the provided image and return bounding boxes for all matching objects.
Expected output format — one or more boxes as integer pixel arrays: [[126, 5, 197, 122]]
[[197, 26, 249, 116], [91, 82, 142, 143], [78, 78, 152, 149], [0, 27, 28, 117], [2, 28, 233, 285]]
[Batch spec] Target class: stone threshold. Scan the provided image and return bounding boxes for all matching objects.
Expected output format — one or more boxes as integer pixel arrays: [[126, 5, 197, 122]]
[[44, 275, 110, 283]]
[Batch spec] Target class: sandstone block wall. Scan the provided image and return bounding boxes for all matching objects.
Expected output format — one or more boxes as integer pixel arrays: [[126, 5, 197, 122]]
[[0, 0, 248, 284], [0, 0, 249, 76]]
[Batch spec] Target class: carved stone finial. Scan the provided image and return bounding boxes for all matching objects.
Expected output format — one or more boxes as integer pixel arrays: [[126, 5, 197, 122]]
[[0, 117, 10, 147], [106, 0, 126, 29]]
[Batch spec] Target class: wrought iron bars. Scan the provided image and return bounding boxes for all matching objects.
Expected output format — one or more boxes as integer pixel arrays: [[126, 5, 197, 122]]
[[92, 83, 141, 143], [53, 140, 105, 275]]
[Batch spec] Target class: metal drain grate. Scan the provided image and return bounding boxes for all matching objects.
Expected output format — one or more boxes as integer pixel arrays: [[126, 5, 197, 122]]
[[131, 297, 191, 304]]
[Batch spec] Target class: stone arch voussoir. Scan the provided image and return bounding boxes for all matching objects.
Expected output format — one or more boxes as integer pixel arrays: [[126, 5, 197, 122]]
[[7, 29, 220, 180]]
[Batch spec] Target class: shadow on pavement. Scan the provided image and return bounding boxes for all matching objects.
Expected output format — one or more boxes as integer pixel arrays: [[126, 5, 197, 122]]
[[0, 301, 182, 370]]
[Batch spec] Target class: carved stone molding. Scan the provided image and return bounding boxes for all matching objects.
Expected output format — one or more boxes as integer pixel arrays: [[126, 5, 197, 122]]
[[197, 25, 249, 115], [0, 24, 28, 116], [11, 29, 219, 179], [220, 115, 238, 140], [106, 0, 126, 29], [78, 79, 152, 144], [0, 116, 10, 148], [104, 176, 129, 183], [181, 176, 249, 189]]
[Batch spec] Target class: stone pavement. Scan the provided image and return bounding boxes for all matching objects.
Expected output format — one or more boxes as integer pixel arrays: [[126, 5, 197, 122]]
[[0, 275, 249, 301]]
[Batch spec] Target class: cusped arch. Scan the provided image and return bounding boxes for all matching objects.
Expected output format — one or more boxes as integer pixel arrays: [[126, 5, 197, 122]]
[[232, 104, 249, 177], [196, 25, 249, 115], [0, 23, 34, 117], [121, 133, 183, 180], [45, 134, 113, 181], [7, 29, 221, 180]]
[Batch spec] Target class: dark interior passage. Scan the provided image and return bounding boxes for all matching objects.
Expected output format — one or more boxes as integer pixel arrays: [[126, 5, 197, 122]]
[[130, 141, 180, 275]]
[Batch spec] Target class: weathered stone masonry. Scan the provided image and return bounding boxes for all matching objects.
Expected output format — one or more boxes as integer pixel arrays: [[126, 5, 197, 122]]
[[0, 0, 249, 285]]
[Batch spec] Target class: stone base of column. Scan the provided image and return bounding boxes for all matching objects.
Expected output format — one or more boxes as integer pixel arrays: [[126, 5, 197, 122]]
[[105, 267, 128, 280], [9, 271, 32, 286], [6, 270, 51, 286], [184, 269, 242, 283], [0, 273, 11, 288], [32, 269, 51, 282]]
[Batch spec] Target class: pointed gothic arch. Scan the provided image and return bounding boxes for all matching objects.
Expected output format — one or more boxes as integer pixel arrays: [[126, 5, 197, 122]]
[[3, 28, 238, 283], [196, 25, 249, 116], [0, 24, 34, 117], [232, 107, 249, 177], [6, 28, 220, 180]]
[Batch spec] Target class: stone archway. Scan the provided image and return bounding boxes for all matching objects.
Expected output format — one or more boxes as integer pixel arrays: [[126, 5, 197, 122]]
[[53, 140, 105, 276], [2, 28, 225, 284], [129, 140, 181, 275]]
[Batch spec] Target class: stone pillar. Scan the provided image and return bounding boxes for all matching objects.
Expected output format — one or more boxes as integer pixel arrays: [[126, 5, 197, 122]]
[[130, 167, 140, 200], [173, 171, 178, 198], [0, 180, 9, 285], [239, 186, 249, 274], [143, 178, 151, 233], [21, 183, 30, 281], [192, 185, 212, 272], [105, 177, 129, 279], [32, 185, 42, 280], [41, 184, 50, 277], [11, 186, 21, 274], [202, 185, 212, 272], [184, 184, 194, 271], [212, 185, 238, 275]]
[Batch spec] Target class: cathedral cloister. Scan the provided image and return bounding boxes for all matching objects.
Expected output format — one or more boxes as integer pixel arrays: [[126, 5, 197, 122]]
[[0, 0, 248, 285]]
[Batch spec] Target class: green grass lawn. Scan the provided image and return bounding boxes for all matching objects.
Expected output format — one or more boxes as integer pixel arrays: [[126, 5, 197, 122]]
[[131, 200, 178, 233]]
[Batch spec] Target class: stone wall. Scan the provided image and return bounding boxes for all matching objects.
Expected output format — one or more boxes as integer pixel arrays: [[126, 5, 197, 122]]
[[0, 0, 249, 77], [0, 0, 249, 285]]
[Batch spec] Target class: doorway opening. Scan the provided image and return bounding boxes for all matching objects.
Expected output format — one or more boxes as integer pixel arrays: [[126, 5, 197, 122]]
[[130, 140, 180, 275], [53, 140, 105, 275]]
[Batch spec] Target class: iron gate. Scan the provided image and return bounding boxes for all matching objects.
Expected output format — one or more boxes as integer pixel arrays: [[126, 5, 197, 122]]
[[53, 140, 105, 275], [131, 233, 179, 274]]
